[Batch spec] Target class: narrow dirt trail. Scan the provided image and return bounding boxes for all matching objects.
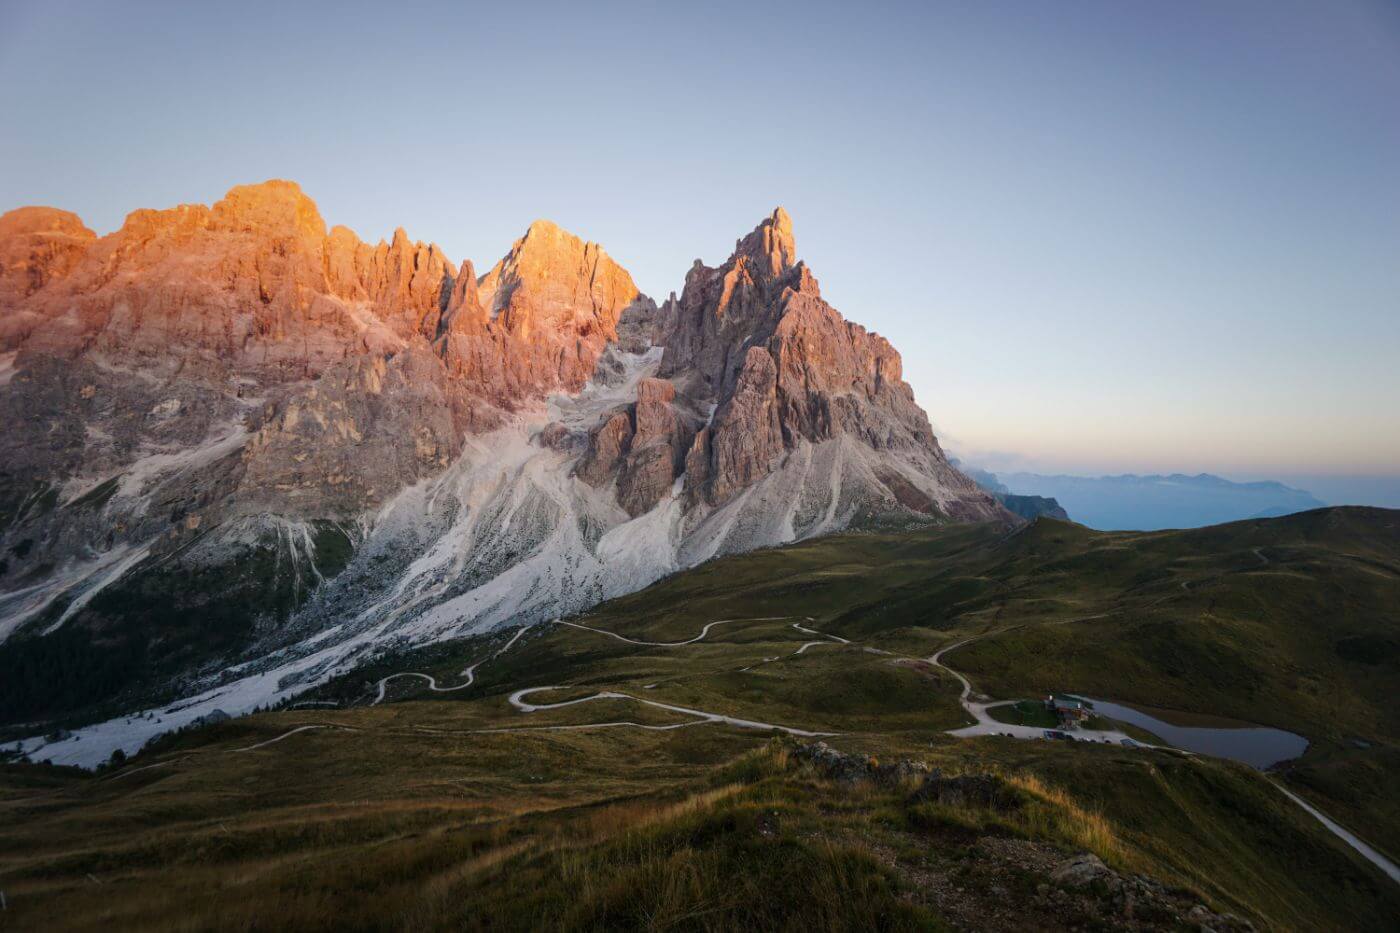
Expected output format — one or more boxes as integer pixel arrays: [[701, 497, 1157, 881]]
[[554, 616, 787, 647], [562, 615, 850, 670], [507, 687, 838, 737], [232, 724, 356, 752]]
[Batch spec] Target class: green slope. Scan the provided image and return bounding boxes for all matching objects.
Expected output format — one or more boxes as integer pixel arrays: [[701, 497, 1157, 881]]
[[1, 506, 1396, 930]]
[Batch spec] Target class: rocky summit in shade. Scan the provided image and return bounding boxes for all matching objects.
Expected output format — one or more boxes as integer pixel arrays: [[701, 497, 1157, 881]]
[[0, 181, 1007, 765]]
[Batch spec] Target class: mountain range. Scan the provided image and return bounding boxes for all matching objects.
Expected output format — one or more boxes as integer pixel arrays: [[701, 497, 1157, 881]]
[[990, 471, 1326, 530], [954, 462, 1072, 522], [0, 181, 1005, 759]]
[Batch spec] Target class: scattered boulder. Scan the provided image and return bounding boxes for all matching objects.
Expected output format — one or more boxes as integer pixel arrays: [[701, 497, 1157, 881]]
[[792, 741, 930, 786], [789, 744, 1257, 931], [189, 708, 232, 729], [1046, 851, 1256, 931], [1050, 853, 1117, 888], [537, 421, 577, 452]]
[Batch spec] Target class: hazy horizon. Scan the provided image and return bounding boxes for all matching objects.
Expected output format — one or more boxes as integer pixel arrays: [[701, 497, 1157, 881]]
[[2, 0, 1397, 488], [951, 455, 1400, 511]]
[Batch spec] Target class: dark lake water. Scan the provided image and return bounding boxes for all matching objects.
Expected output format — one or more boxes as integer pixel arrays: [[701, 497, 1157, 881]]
[[1078, 697, 1309, 769]]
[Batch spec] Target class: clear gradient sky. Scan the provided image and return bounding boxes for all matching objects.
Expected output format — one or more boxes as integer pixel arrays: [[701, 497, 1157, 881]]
[[2, 1, 1397, 492]]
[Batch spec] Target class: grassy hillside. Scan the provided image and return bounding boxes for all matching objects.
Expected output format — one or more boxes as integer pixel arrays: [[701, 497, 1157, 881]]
[[2, 506, 1397, 929], [4, 710, 1395, 930], [938, 508, 1400, 857]]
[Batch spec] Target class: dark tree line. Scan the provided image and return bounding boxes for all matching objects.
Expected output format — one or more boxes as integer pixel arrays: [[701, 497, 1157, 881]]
[[0, 626, 146, 723]]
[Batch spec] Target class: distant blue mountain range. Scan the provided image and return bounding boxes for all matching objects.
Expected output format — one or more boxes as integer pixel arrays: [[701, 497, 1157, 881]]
[[983, 471, 1326, 531]]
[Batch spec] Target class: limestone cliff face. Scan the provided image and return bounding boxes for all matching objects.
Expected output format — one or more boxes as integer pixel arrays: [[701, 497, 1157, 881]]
[[9, 177, 459, 369], [0, 182, 476, 533], [658, 207, 799, 398], [575, 376, 698, 516], [0, 181, 654, 523], [0, 182, 1007, 756], [325, 224, 457, 342], [0, 207, 97, 349], [706, 346, 785, 506]]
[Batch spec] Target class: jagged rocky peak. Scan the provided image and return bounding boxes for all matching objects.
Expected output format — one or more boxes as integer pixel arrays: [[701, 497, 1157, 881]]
[[480, 218, 639, 339], [459, 216, 649, 395], [0, 207, 97, 347], [324, 221, 457, 343], [653, 206, 1000, 518], [209, 179, 328, 240], [0, 181, 490, 535], [659, 206, 814, 398], [735, 205, 796, 279]]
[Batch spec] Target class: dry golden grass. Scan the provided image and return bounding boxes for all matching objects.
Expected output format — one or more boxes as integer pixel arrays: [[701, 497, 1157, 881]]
[[1006, 772, 1126, 866], [579, 783, 746, 842]]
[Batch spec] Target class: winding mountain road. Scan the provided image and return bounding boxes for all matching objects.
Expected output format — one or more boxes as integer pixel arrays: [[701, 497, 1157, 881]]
[[561, 615, 851, 669], [929, 635, 1150, 745], [1273, 782, 1400, 885], [790, 621, 850, 656], [372, 628, 526, 705], [361, 615, 853, 739], [792, 621, 850, 644]]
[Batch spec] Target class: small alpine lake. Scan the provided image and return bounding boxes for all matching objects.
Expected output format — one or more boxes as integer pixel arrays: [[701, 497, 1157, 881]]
[[1075, 696, 1309, 769]]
